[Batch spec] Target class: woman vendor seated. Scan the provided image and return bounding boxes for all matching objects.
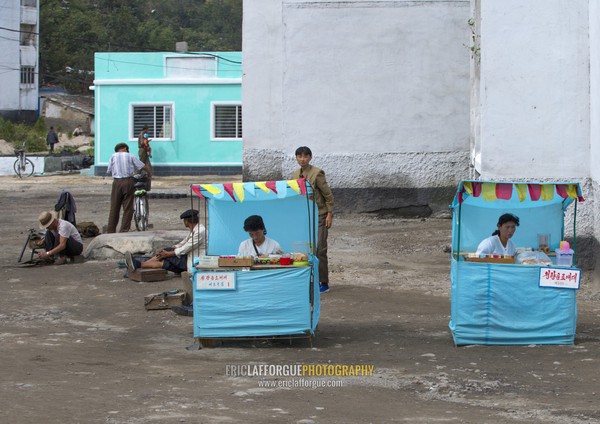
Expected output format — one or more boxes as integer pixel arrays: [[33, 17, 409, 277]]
[[238, 215, 283, 257], [476, 213, 520, 256]]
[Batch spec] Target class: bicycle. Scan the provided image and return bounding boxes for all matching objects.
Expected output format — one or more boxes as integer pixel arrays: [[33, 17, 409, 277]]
[[133, 171, 149, 231], [14, 143, 35, 178]]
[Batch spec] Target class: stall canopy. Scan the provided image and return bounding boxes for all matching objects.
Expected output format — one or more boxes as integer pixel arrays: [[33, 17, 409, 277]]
[[451, 181, 584, 255], [189, 179, 320, 338], [449, 181, 584, 345], [190, 179, 318, 255]]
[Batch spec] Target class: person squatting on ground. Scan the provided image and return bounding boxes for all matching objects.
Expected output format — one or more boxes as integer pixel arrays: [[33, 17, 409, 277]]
[[37, 210, 83, 265], [292, 146, 334, 293], [137, 126, 152, 191], [126, 209, 206, 274], [46, 126, 59, 154], [106, 142, 151, 233]]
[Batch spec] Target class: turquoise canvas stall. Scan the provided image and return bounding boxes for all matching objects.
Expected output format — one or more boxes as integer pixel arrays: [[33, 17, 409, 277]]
[[449, 181, 584, 345], [189, 179, 320, 341]]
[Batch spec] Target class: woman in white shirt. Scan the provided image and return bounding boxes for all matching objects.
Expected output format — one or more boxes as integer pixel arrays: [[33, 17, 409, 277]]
[[476, 213, 520, 256], [238, 215, 283, 257]]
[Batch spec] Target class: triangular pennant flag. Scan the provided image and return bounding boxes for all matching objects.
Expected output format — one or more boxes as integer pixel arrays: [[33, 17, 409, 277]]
[[463, 181, 473, 195], [472, 182, 482, 197], [555, 184, 568, 199], [201, 184, 222, 195], [482, 183, 498, 201], [528, 184, 541, 201], [496, 183, 512, 200], [191, 185, 204, 198], [565, 184, 578, 200], [298, 178, 307, 195], [233, 183, 245, 202], [541, 184, 554, 201], [255, 181, 270, 193], [244, 182, 257, 197], [576, 185, 585, 201], [265, 180, 277, 194], [276, 180, 288, 198], [287, 179, 301, 194], [223, 183, 236, 202], [515, 184, 527, 202]]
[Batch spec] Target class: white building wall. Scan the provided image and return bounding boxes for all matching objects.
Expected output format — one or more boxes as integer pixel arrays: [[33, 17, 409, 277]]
[[0, 0, 39, 120], [474, 0, 590, 179], [243, 0, 471, 215], [0, 1, 22, 111]]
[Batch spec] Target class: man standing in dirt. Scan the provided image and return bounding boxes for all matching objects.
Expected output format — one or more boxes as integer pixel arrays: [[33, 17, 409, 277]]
[[292, 146, 334, 293], [45, 126, 59, 154], [106, 143, 150, 233], [137, 126, 152, 191]]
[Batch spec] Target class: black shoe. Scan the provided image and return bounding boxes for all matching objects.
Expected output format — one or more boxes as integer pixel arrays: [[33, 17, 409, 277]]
[[171, 304, 194, 317]]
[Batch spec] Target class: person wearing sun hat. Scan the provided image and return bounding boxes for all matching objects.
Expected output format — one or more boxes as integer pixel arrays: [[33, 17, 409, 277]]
[[37, 210, 83, 265]]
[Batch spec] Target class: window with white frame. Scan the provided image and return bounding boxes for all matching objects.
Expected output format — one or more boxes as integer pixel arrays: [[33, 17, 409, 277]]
[[20, 66, 35, 85], [212, 103, 242, 140], [132, 104, 173, 140]]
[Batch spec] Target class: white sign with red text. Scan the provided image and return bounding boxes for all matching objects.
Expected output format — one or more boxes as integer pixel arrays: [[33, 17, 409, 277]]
[[196, 272, 236, 290], [539, 267, 580, 290]]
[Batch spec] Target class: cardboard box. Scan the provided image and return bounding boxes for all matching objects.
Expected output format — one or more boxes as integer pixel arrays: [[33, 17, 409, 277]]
[[218, 257, 253, 267], [129, 268, 169, 282], [144, 290, 186, 310]]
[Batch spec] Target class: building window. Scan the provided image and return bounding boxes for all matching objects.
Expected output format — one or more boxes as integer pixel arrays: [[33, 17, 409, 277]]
[[20, 24, 36, 46], [20, 66, 35, 85], [21, 0, 37, 7], [212, 103, 242, 140], [132, 104, 173, 140]]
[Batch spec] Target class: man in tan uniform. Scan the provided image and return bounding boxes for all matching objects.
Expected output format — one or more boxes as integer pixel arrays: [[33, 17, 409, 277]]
[[292, 146, 334, 293]]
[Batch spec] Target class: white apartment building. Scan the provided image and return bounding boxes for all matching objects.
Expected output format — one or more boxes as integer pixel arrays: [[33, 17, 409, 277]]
[[0, 0, 39, 123]]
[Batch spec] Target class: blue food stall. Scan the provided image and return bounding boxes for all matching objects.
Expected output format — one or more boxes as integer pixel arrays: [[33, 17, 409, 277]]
[[449, 181, 584, 345], [189, 179, 320, 345]]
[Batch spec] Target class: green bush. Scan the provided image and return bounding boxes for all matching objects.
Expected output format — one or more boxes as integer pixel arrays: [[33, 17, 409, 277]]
[[0, 117, 48, 153]]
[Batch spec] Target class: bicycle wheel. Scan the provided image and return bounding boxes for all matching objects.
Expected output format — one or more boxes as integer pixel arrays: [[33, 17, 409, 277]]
[[13, 158, 34, 178], [134, 196, 149, 231]]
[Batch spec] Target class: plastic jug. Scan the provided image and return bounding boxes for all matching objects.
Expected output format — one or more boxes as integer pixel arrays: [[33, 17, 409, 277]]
[[555, 241, 574, 267]]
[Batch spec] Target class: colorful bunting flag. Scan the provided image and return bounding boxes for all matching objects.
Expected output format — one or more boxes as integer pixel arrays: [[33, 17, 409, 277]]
[[515, 184, 527, 202], [298, 178, 307, 196], [276, 180, 288, 198], [541, 184, 554, 201], [201, 184, 221, 195], [244, 182, 256, 197], [287, 179, 301, 194], [463, 181, 473, 195], [496, 183, 512, 200], [223, 183, 236, 202], [233, 183, 245, 202], [555, 184, 568, 199], [527, 184, 541, 201], [190, 185, 204, 198], [255, 181, 270, 193], [566, 184, 578, 199], [472, 182, 482, 197], [482, 183, 497, 201], [265, 180, 277, 194]]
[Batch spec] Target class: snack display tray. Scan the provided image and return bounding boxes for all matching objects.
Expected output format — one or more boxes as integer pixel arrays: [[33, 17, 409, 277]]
[[464, 256, 515, 264]]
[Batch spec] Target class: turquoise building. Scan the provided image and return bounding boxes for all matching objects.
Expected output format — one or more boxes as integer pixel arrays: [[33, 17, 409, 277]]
[[93, 52, 242, 176]]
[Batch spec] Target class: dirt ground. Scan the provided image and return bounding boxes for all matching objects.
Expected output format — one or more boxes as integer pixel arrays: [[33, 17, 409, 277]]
[[1, 174, 600, 424]]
